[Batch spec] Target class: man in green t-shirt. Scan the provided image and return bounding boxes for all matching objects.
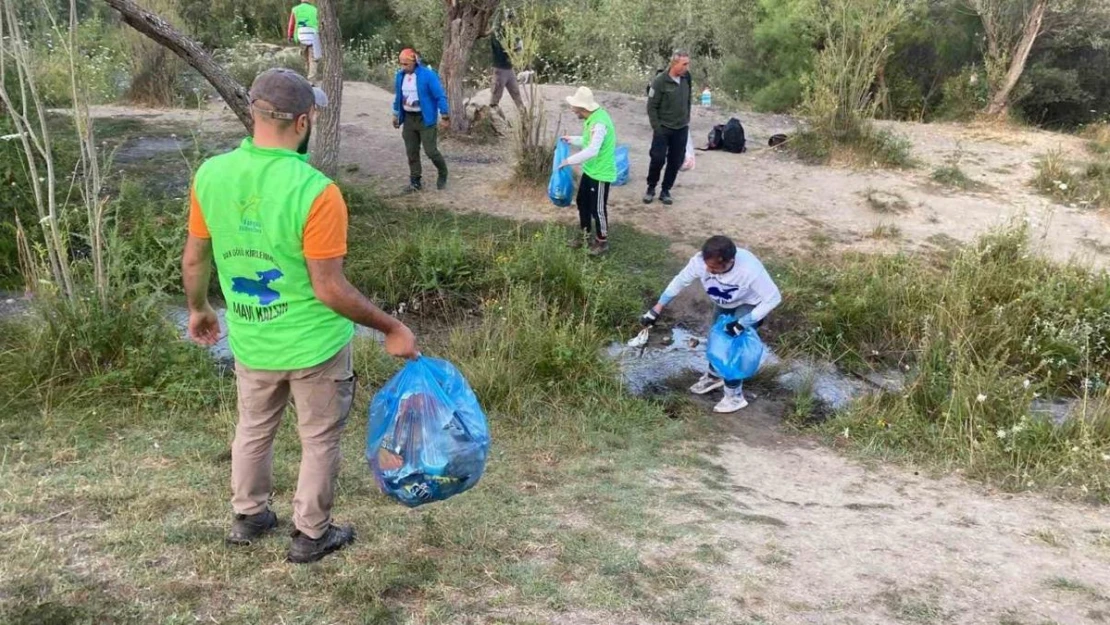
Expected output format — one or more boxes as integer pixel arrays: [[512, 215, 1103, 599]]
[[182, 68, 418, 564], [287, 1, 321, 80], [558, 86, 618, 256]]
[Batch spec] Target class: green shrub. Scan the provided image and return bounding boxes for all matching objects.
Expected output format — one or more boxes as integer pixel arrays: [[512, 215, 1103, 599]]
[[789, 124, 914, 169], [937, 66, 989, 121], [930, 163, 979, 190]]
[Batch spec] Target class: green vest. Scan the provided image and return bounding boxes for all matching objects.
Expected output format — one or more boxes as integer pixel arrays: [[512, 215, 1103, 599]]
[[292, 3, 319, 42], [582, 108, 617, 183], [193, 138, 354, 370]]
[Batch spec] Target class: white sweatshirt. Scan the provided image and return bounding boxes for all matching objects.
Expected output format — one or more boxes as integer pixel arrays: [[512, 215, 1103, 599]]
[[660, 250, 782, 321], [564, 122, 608, 166]]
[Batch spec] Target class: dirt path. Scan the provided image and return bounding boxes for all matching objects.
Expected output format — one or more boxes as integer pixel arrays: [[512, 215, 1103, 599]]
[[91, 81, 1110, 266], [339, 82, 1110, 264], [683, 398, 1110, 624]]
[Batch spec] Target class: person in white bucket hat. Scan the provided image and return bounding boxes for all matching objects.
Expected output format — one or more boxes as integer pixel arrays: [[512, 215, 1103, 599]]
[[558, 86, 619, 256]]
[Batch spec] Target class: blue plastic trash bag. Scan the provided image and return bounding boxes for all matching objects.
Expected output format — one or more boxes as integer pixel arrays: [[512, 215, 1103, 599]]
[[706, 314, 765, 382], [614, 144, 630, 186], [367, 356, 490, 507], [548, 140, 575, 207]]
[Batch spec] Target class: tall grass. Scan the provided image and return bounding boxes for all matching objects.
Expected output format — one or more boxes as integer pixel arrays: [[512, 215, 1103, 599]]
[[791, 0, 913, 169], [343, 189, 669, 330], [0, 291, 223, 412], [790, 125, 915, 168], [776, 224, 1110, 499], [1033, 149, 1110, 209], [1083, 122, 1110, 155]]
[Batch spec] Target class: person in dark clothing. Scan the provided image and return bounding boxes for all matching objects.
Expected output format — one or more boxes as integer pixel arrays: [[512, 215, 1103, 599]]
[[644, 50, 692, 207], [490, 36, 524, 110]]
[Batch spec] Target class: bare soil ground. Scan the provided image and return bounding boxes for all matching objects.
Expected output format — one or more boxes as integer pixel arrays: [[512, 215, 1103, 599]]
[[75, 86, 1110, 624], [675, 393, 1110, 624], [90, 81, 1110, 265]]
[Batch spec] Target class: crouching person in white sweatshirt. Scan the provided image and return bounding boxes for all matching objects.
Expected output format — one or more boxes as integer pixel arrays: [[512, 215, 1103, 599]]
[[641, 235, 782, 414]]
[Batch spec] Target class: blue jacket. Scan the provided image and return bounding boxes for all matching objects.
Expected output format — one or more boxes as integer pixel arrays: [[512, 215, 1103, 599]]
[[393, 63, 449, 127]]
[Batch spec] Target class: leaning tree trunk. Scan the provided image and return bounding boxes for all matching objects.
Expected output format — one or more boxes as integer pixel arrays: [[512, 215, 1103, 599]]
[[440, 0, 499, 134], [984, 0, 1047, 117], [102, 0, 252, 133], [312, 0, 343, 177]]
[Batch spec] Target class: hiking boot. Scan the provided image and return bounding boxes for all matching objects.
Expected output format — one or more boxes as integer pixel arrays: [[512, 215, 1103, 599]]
[[660, 191, 674, 206], [287, 524, 356, 564], [404, 179, 423, 194], [713, 387, 749, 414], [642, 188, 655, 204], [226, 509, 278, 546], [689, 372, 724, 395], [588, 238, 610, 256], [436, 172, 448, 190]]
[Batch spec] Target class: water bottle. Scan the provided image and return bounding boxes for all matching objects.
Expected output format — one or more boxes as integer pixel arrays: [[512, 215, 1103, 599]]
[[701, 88, 712, 108]]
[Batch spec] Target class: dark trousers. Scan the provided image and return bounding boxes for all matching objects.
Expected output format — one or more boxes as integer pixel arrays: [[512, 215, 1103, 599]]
[[402, 114, 447, 182], [646, 125, 688, 194], [576, 172, 611, 239]]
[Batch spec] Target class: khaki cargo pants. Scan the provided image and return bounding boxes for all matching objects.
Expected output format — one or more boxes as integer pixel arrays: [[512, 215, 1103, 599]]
[[231, 343, 354, 539]]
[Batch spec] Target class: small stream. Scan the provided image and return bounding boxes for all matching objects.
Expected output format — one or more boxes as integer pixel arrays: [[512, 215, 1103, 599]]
[[606, 326, 898, 412]]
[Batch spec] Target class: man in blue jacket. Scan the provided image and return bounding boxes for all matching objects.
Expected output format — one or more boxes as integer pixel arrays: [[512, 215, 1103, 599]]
[[393, 48, 450, 192]]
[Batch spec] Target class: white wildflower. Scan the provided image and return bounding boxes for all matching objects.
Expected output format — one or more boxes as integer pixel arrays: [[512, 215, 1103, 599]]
[[976, 393, 987, 403], [997, 429, 1007, 439], [1023, 379, 1031, 389]]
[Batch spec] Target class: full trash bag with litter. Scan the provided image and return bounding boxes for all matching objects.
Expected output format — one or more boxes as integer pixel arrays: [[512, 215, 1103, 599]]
[[367, 356, 490, 507]]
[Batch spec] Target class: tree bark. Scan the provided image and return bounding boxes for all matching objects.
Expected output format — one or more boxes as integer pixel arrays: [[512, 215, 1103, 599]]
[[312, 0, 343, 177], [101, 0, 253, 133], [440, 0, 499, 134], [983, 0, 1048, 117]]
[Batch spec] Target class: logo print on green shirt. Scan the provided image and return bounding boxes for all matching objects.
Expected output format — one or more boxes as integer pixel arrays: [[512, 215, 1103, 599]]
[[237, 195, 263, 234]]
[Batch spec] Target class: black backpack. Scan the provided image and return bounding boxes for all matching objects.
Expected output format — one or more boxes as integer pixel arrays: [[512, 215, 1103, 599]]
[[722, 117, 746, 153], [707, 125, 725, 150]]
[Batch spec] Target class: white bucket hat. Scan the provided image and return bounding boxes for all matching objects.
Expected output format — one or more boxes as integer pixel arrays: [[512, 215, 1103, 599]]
[[565, 86, 600, 112]]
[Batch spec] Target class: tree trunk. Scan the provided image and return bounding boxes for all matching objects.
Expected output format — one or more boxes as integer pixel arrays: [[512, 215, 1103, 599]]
[[101, 0, 253, 133], [312, 0, 343, 177], [984, 0, 1047, 117], [440, 0, 499, 134]]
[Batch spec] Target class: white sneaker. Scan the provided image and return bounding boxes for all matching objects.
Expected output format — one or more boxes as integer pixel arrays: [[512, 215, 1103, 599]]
[[689, 373, 724, 395], [713, 391, 749, 414]]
